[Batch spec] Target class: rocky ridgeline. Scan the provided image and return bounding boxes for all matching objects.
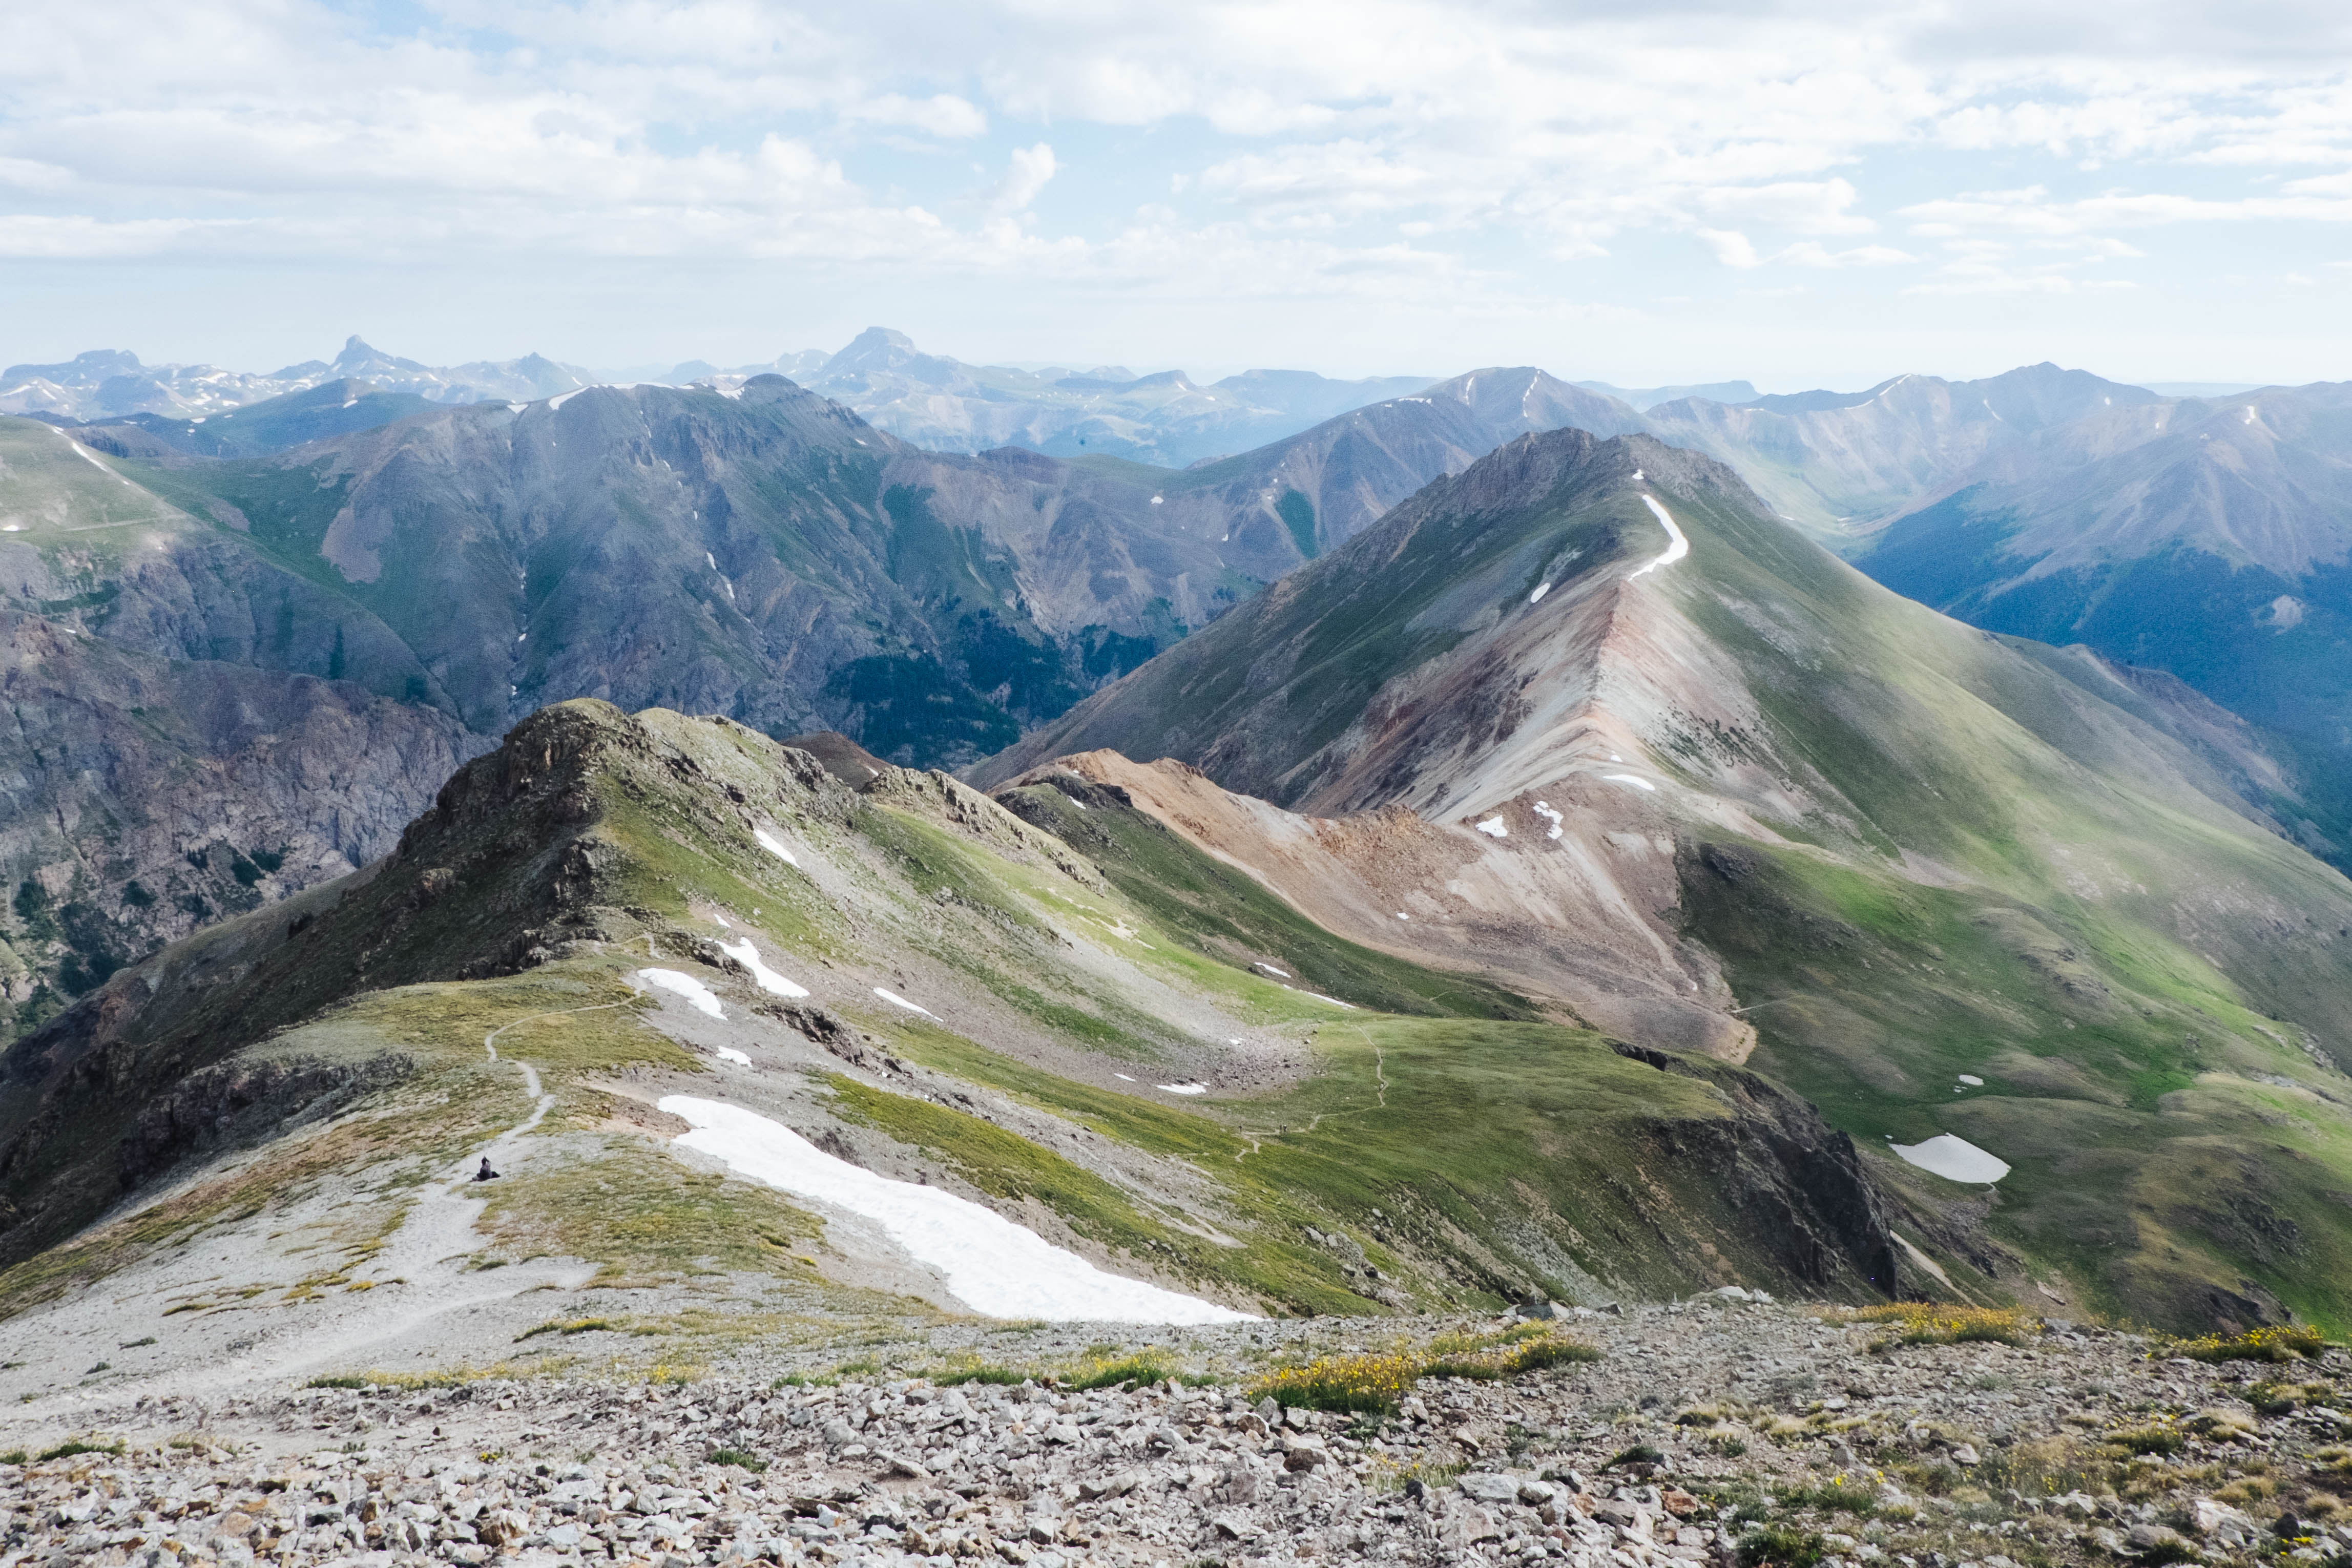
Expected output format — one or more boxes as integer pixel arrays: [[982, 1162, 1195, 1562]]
[[4, 1300, 2351, 1568]]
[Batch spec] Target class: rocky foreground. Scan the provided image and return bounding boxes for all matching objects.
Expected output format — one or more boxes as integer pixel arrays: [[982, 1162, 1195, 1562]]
[[4, 1298, 2350, 1568]]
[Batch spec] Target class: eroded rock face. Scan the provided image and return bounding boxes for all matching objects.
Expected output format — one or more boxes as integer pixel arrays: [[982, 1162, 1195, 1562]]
[[0, 612, 480, 1039]]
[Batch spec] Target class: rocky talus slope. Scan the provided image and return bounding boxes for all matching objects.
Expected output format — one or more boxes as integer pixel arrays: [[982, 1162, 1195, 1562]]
[[3, 1304, 2348, 1567]]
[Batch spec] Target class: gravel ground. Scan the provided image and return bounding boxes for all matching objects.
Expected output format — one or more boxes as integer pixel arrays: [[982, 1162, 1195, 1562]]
[[6, 1297, 2350, 1568]]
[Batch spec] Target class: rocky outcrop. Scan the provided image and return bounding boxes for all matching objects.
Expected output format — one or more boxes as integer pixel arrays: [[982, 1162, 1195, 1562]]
[[1607, 1040, 1899, 1297], [0, 612, 480, 1039]]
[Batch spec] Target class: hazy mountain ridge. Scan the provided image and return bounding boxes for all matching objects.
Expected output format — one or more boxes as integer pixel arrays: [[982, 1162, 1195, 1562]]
[[1, 337, 592, 421], [697, 327, 1444, 468], [1641, 363, 2164, 541], [1858, 380, 2352, 868]]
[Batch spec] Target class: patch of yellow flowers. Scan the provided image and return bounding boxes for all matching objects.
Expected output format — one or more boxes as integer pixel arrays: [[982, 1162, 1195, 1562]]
[[1837, 1304, 2035, 1348], [2164, 1324, 2327, 1364], [1250, 1324, 1598, 1414]]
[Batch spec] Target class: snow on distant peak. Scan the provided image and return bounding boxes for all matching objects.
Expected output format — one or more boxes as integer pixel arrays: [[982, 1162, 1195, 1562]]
[[637, 967, 724, 1017], [662, 1096, 1254, 1323]]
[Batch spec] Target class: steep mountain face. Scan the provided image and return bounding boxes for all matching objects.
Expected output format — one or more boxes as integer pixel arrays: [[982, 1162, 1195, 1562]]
[[1645, 363, 2162, 542], [1104, 367, 1651, 572], [0, 613, 475, 1040], [0, 700, 1902, 1378], [977, 426, 2352, 1331], [0, 338, 591, 421], [1859, 382, 2352, 869]]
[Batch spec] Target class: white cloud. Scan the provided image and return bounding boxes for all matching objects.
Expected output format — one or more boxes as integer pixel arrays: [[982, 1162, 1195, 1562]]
[[991, 142, 1058, 213], [5, 0, 2352, 371], [1698, 229, 1761, 267]]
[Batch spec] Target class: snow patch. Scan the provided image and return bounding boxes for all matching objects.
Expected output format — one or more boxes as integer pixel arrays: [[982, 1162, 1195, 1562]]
[[661, 1096, 1253, 1323], [874, 987, 936, 1018], [717, 937, 809, 998], [1156, 1083, 1208, 1095], [1303, 992, 1357, 1009], [753, 828, 799, 866], [1475, 817, 1508, 838], [1626, 494, 1690, 580], [1532, 801, 1565, 840], [1602, 774, 1658, 792], [1529, 582, 1550, 604], [1957, 1074, 1984, 1086], [1889, 1134, 2008, 1184], [547, 387, 589, 410], [1114, 1073, 1136, 1081], [714, 1046, 751, 1067], [637, 968, 724, 1018]]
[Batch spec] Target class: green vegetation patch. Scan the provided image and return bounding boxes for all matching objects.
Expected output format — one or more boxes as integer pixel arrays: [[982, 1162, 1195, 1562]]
[[997, 781, 1537, 1020], [478, 1138, 829, 1288]]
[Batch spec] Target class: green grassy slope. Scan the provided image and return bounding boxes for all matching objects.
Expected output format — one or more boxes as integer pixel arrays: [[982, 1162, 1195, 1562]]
[[0, 701, 1900, 1337], [972, 426, 2352, 1332]]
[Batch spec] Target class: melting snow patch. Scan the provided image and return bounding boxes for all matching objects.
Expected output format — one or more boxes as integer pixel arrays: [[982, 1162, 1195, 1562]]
[[1475, 817, 1508, 838], [1156, 1083, 1209, 1095], [1532, 801, 1565, 840], [661, 1096, 1253, 1323], [1889, 1134, 2009, 1184], [714, 914, 731, 929], [874, 987, 936, 1019], [753, 828, 799, 866], [714, 1046, 751, 1066], [1115, 1073, 1136, 1081], [1396, 912, 1410, 919], [718, 938, 809, 998], [637, 968, 724, 1018], [1150, 495, 1163, 505], [1602, 774, 1657, 792], [1529, 582, 1550, 604], [1958, 1074, 1984, 1086]]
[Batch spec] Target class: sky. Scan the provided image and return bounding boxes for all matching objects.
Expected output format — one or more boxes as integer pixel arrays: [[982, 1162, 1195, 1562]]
[[5, 0, 2352, 390]]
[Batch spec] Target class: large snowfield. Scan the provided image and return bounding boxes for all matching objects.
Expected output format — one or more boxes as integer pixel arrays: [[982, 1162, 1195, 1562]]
[[660, 1096, 1256, 1325]]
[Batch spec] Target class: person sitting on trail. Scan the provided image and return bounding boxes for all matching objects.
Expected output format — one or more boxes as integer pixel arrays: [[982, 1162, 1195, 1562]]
[[474, 1156, 499, 1182]]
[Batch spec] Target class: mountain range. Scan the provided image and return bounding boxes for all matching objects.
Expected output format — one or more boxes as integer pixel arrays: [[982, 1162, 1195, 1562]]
[[7, 328, 1439, 470], [6, 419, 2350, 1402], [0, 364, 1653, 1034]]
